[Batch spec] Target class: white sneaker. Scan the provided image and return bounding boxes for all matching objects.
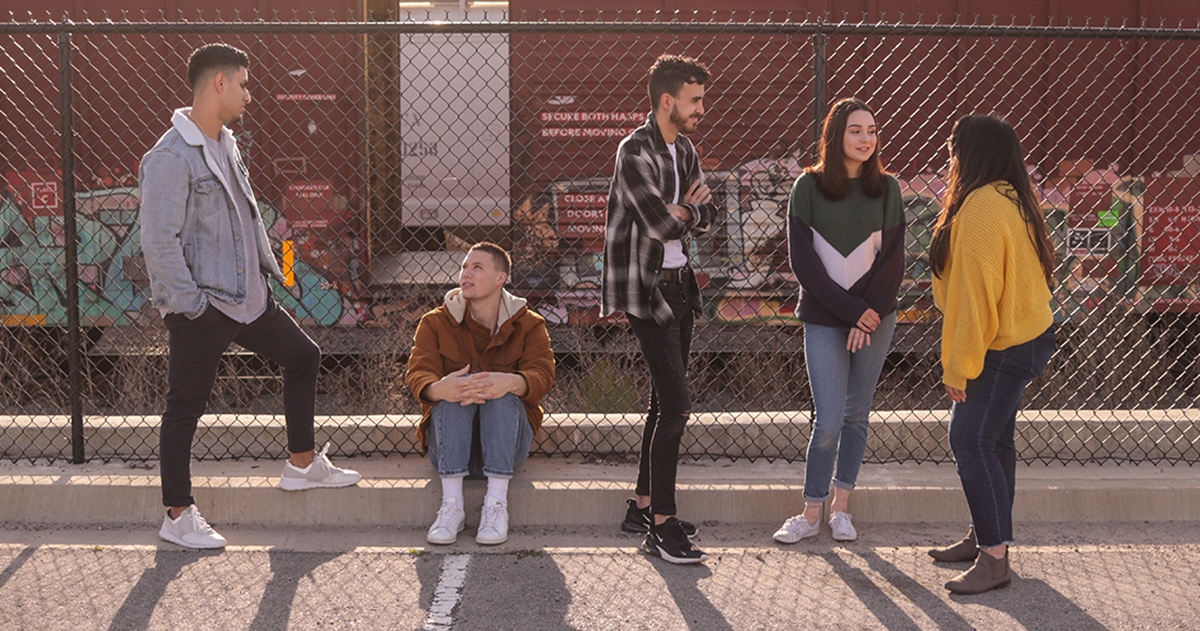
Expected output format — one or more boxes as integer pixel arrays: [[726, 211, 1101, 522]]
[[279, 442, 362, 491], [773, 514, 820, 544], [830, 511, 858, 542], [426, 498, 466, 545], [158, 505, 227, 549], [476, 496, 509, 546]]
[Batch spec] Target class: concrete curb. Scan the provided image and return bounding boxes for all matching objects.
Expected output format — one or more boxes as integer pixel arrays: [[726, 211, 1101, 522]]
[[3, 458, 1198, 528]]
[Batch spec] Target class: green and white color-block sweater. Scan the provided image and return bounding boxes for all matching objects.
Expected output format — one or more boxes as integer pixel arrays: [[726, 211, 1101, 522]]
[[786, 173, 906, 327]]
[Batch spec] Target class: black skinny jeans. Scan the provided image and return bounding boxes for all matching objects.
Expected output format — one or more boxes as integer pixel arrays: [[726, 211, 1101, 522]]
[[627, 276, 693, 517], [160, 297, 320, 507]]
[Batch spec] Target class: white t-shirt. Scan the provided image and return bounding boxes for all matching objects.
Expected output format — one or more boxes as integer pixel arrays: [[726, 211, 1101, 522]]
[[662, 143, 688, 269]]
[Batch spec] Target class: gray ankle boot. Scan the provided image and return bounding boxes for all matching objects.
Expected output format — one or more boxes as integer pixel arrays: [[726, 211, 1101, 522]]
[[928, 527, 978, 563], [945, 549, 1011, 595]]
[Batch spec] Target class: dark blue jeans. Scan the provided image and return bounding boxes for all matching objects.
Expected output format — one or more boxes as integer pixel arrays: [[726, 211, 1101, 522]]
[[627, 276, 693, 517], [949, 325, 1056, 548]]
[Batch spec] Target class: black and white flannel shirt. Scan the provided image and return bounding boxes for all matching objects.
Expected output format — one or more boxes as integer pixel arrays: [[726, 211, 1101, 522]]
[[601, 114, 715, 327]]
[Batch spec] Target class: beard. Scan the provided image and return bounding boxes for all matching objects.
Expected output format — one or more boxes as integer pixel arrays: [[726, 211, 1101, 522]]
[[669, 104, 699, 134]]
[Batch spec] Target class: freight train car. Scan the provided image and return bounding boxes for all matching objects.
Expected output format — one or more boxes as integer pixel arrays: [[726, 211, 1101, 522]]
[[3, 0, 1200, 353]]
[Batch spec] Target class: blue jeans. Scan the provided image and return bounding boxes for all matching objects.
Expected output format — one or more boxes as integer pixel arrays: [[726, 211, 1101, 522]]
[[802, 312, 897, 503], [427, 394, 533, 479], [949, 325, 1056, 548]]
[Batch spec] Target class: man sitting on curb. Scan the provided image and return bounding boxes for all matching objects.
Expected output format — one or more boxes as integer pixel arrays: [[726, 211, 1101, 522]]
[[406, 242, 556, 546]]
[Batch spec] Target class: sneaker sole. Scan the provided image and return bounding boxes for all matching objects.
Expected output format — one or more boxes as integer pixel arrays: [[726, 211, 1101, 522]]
[[475, 533, 508, 545], [832, 534, 858, 542], [641, 541, 707, 564], [773, 530, 819, 544], [158, 526, 226, 550], [279, 477, 362, 491], [426, 525, 465, 545]]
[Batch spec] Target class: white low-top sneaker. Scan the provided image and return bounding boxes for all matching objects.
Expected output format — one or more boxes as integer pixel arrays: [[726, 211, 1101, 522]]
[[159, 505, 227, 549], [279, 442, 362, 491], [426, 498, 466, 545], [475, 496, 509, 546], [830, 511, 858, 542], [773, 514, 820, 544]]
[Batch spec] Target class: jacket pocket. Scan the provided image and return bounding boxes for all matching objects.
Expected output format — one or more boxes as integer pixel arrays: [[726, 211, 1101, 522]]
[[192, 175, 226, 217]]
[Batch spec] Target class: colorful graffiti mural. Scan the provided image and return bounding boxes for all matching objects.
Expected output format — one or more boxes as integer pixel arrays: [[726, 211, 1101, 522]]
[[1, 174, 363, 328]]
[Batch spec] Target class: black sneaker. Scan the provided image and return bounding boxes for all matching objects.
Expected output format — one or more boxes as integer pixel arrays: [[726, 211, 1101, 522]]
[[642, 517, 708, 564], [620, 499, 699, 537]]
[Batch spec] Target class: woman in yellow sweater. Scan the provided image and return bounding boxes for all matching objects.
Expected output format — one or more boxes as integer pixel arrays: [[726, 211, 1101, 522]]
[[927, 115, 1057, 595]]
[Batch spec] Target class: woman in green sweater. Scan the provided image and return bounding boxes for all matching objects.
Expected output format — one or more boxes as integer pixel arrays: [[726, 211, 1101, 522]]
[[927, 115, 1057, 595], [773, 98, 905, 545]]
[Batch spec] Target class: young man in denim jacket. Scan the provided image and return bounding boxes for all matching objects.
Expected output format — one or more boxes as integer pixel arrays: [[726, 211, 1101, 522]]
[[139, 43, 360, 549]]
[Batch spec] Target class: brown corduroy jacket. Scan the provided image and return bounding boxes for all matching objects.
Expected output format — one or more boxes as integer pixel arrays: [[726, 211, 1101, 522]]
[[405, 287, 556, 450]]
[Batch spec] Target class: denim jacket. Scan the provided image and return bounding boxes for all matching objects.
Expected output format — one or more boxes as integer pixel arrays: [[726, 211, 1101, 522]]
[[138, 108, 283, 319]]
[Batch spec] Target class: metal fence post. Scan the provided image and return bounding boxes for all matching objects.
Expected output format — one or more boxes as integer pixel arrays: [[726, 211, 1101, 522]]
[[58, 28, 85, 464], [811, 28, 827, 163]]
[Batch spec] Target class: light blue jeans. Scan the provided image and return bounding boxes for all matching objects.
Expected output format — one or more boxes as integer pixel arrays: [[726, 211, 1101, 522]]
[[427, 393, 533, 479], [802, 312, 897, 502]]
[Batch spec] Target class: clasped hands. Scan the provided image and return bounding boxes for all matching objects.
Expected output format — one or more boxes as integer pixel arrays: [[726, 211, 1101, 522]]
[[847, 308, 881, 353], [426, 365, 525, 406]]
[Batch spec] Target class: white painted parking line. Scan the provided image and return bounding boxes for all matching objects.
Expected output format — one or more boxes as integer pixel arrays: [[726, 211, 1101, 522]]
[[423, 553, 471, 630]]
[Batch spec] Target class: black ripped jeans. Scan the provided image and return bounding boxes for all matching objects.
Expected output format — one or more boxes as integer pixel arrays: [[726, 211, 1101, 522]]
[[627, 276, 693, 517]]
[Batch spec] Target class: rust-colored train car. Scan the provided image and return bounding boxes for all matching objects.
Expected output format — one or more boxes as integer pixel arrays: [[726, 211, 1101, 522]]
[[3, 0, 1199, 334]]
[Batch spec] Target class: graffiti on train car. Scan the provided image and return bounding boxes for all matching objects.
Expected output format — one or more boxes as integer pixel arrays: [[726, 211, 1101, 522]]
[[1, 173, 366, 328]]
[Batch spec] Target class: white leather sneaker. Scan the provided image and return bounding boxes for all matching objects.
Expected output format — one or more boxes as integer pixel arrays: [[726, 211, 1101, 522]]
[[159, 505, 227, 549], [475, 496, 509, 546], [426, 498, 466, 545], [830, 511, 858, 542], [279, 442, 362, 491], [773, 514, 820, 544]]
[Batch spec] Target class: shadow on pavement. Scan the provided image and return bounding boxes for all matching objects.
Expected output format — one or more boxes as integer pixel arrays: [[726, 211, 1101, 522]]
[[965, 576, 1108, 630], [248, 550, 347, 631], [0, 546, 36, 590], [420, 550, 581, 631], [649, 557, 734, 631], [850, 549, 975, 629], [822, 550, 929, 631], [107, 548, 222, 631]]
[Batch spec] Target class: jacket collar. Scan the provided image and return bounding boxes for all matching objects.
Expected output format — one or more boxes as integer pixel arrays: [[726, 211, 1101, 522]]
[[443, 287, 528, 328], [171, 108, 253, 205], [642, 112, 676, 155], [172, 107, 234, 148]]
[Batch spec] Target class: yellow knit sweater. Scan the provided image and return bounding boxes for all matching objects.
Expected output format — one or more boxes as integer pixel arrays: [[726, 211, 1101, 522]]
[[932, 182, 1054, 390]]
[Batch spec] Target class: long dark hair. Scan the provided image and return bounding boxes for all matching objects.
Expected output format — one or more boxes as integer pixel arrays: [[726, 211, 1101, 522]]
[[807, 97, 888, 200], [929, 115, 1056, 285]]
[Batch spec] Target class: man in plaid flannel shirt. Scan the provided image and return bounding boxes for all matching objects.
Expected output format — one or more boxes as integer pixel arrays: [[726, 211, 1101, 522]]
[[602, 54, 716, 564]]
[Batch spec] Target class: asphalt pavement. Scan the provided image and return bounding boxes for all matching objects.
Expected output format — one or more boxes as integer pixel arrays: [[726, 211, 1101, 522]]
[[2, 520, 1197, 630]]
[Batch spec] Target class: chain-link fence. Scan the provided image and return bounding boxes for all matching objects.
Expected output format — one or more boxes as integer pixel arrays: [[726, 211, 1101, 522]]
[[2, 12, 1199, 465]]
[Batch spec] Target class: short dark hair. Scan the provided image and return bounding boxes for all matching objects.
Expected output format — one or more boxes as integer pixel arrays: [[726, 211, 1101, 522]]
[[469, 241, 511, 275], [648, 54, 709, 111], [187, 43, 249, 91]]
